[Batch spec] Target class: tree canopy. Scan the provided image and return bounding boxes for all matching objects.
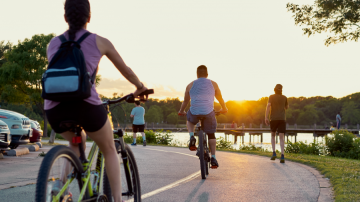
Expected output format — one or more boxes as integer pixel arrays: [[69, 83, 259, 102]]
[[0, 33, 55, 135], [287, 0, 360, 46]]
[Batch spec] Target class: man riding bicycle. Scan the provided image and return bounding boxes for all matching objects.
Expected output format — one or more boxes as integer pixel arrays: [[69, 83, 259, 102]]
[[178, 65, 227, 168]]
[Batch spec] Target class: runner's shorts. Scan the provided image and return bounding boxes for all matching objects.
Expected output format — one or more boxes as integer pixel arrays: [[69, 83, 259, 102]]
[[45, 101, 108, 134], [133, 124, 145, 133], [187, 110, 217, 134], [270, 120, 286, 133]]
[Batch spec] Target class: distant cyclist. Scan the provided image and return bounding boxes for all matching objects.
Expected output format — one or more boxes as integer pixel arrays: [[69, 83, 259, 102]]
[[130, 101, 146, 146], [44, 1, 147, 201], [178, 65, 227, 168]]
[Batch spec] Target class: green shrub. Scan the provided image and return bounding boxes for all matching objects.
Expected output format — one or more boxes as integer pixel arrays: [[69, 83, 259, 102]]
[[285, 140, 323, 155], [325, 130, 356, 157], [216, 137, 232, 149], [120, 130, 173, 145], [239, 144, 261, 151]]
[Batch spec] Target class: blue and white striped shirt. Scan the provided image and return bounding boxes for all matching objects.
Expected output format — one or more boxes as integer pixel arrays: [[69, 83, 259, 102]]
[[189, 78, 215, 115]]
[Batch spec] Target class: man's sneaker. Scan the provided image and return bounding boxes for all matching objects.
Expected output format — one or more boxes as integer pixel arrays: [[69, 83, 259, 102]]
[[280, 155, 285, 163], [210, 157, 219, 169], [131, 142, 137, 146], [270, 153, 277, 160], [143, 140, 146, 146], [188, 136, 197, 151]]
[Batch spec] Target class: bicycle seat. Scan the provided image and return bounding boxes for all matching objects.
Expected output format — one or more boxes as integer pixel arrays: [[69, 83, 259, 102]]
[[59, 120, 81, 131]]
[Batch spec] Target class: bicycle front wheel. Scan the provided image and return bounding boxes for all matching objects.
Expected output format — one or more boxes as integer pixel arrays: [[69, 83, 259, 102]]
[[198, 130, 207, 179], [104, 143, 141, 202], [35, 145, 84, 202]]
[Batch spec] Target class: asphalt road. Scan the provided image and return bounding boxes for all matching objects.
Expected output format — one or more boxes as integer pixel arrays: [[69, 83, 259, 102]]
[[0, 142, 331, 202]]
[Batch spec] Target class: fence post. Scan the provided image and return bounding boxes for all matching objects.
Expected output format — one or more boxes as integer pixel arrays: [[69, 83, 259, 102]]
[[249, 123, 252, 128], [357, 124, 359, 130], [314, 123, 316, 129], [260, 124, 262, 129], [234, 123, 237, 128], [286, 123, 289, 129], [294, 124, 297, 129], [152, 123, 154, 129], [345, 124, 348, 129], [242, 123, 244, 129]]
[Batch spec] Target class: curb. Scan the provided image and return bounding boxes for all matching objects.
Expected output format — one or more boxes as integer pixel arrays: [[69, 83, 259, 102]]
[[7, 147, 30, 156], [36, 142, 42, 148], [28, 144, 39, 152]]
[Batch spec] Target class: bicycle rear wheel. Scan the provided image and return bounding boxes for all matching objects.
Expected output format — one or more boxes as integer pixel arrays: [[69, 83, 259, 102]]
[[198, 130, 207, 179], [35, 145, 84, 202], [104, 143, 141, 201]]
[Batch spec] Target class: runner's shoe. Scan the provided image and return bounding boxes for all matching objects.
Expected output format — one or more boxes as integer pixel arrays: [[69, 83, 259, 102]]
[[210, 157, 219, 169], [270, 152, 276, 160], [280, 154, 285, 163], [188, 136, 197, 151], [131, 142, 137, 146], [143, 140, 146, 146]]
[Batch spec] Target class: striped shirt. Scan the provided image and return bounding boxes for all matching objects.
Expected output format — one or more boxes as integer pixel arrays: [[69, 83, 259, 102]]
[[189, 78, 215, 115]]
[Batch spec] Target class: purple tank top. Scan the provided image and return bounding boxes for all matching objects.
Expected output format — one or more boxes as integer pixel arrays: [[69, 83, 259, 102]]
[[44, 29, 103, 110]]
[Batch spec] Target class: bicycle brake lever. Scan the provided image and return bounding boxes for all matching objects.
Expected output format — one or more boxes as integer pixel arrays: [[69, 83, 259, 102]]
[[126, 94, 135, 103]]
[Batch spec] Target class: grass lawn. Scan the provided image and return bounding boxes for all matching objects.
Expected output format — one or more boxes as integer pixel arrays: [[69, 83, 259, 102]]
[[218, 149, 360, 202]]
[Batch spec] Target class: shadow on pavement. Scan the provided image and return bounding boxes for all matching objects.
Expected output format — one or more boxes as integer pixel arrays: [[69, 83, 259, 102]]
[[198, 192, 209, 202], [185, 180, 206, 202]]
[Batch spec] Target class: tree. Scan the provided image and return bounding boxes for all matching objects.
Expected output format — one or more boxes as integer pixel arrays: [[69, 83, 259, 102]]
[[0, 33, 55, 136], [0, 40, 13, 68], [216, 114, 228, 123], [296, 105, 319, 125], [166, 112, 178, 124], [287, 1, 360, 46], [145, 105, 163, 123], [341, 101, 360, 124]]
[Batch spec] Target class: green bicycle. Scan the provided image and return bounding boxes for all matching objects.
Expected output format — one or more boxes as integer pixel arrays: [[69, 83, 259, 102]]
[[35, 90, 153, 202]]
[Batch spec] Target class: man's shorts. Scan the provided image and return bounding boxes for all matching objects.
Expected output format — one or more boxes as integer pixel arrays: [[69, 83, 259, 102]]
[[270, 120, 286, 133], [132, 124, 145, 133], [187, 110, 216, 134]]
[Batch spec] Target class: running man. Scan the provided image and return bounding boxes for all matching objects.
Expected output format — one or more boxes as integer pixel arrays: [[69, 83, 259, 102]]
[[336, 112, 341, 129], [265, 84, 289, 163], [130, 101, 146, 146], [178, 65, 227, 168]]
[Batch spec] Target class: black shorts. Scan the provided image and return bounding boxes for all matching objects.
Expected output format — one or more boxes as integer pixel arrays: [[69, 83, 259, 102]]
[[45, 101, 108, 134], [132, 124, 145, 133], [270, 120, 286, 133]]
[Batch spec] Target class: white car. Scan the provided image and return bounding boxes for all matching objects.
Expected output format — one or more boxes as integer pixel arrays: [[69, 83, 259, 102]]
[[0, 120, 11, 149], [0, 109, 33, 149]]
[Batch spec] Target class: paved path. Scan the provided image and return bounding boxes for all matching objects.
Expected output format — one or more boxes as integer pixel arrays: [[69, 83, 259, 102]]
[[0, 142, 332, 201]]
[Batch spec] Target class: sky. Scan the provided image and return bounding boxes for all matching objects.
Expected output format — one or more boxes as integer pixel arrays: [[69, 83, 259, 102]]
[[2, 0, 359, 101]]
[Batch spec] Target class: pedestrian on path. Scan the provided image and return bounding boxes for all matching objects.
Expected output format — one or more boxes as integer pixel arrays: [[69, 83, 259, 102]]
[[265, 84, 289, 163], [130, 101, 146, 146], [336, 112, 341, 129]]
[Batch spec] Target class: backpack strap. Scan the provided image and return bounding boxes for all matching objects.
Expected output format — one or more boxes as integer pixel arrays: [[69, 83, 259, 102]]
[[76, 32, 91, 44], [59, 35, 67, 43]]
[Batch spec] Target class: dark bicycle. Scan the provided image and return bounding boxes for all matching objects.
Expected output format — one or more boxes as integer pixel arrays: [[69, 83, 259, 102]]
[[35, 89, 154, 202]]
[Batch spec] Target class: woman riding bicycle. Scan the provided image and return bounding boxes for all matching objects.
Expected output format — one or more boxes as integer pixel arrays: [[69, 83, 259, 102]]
[[44, 1, 147, 201]]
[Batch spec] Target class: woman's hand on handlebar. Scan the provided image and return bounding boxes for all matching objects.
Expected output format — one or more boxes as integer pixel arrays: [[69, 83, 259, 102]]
[[133, 84, 148, 101]]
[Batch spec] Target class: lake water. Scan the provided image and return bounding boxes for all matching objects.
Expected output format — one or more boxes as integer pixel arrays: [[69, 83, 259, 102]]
[[154, 132, 327, 151]]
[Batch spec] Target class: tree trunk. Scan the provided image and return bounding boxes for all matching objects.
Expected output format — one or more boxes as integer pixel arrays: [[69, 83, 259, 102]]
[[49, 130, 56, 144]]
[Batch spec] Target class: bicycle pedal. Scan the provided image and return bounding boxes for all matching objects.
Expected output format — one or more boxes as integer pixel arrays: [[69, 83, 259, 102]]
[[210, 166, 218, 169], [189, 146, 197, 151]]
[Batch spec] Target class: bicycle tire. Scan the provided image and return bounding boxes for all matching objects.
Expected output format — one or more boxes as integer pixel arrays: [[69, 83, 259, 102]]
[[204, 134, 209, 176], [104, 143, 141, 201], [35, 145, 84, 202], [198, 130, 207, 179]]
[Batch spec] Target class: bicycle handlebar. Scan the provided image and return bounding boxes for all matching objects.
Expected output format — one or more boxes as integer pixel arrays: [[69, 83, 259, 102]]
[[178, 110, 226, 116], [103, 89, 154, 105]]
